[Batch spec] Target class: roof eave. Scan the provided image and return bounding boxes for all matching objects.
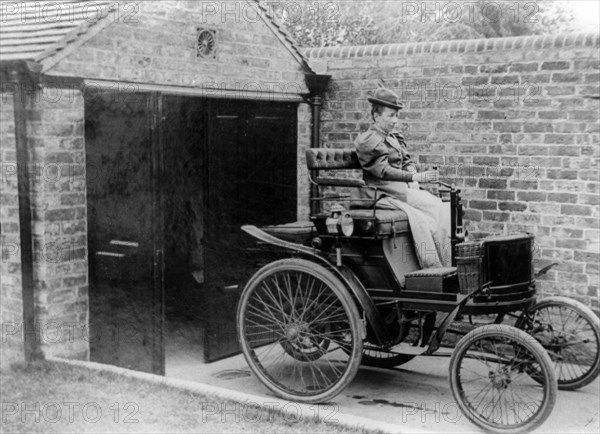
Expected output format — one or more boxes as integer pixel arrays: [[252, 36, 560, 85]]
[[0, 59, 43, 74], [0, 59, 42, 87]]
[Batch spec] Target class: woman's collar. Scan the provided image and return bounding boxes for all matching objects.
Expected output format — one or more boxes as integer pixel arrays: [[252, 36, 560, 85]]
[[370, 124, 402, 151], [370, 124, 389, 138]]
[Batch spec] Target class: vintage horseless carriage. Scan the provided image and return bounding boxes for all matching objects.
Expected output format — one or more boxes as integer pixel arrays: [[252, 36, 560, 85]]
[[236, 148, 600, 433]]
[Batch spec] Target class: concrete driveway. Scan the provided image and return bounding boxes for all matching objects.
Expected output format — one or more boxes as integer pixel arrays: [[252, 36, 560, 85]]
[[166, 346, 600, 434]]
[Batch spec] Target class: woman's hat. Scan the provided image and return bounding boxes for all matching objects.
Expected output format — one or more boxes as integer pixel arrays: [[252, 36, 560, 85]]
[[368, 87, 403, 110]]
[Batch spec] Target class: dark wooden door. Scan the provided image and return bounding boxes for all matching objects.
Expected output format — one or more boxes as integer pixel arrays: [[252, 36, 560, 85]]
[[204, 100, 298, 362], [85, 93, 164, 374], [160, 95, 207, 351]]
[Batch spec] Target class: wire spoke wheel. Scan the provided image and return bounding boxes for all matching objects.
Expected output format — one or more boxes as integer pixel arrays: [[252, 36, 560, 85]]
[[450, 325, 557, 433], [516, 296, 600, 390], [237, 259, 363, 403]]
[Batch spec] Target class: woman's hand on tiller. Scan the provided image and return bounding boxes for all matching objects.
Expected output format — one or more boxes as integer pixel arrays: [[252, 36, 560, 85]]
[[412, 170, 439, 183]]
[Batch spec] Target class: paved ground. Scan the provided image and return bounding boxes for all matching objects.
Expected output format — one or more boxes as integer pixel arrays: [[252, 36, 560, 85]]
[[166, 344, 600, 434]]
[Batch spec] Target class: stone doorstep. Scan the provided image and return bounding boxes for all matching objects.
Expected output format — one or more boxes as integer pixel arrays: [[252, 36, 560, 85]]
[[46, 356, 419, 434]]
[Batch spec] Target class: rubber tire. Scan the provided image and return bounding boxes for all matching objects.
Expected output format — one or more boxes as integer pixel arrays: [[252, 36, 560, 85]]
[[449, 324, 557, 434], [237, 258, 363, 403], [516, 296, 600, 390]]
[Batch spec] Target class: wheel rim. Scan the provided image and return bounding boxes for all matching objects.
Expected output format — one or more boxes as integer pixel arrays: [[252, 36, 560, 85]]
[[455, 334, 551, 429], [521, 304, 599, 386], [240, 267, 360, 398]]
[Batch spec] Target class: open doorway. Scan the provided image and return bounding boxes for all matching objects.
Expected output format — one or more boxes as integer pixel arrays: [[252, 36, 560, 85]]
[[164, 97, 299, 368], [85, 92, 298, 374]]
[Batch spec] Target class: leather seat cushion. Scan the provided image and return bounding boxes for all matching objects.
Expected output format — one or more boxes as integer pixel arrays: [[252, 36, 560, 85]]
[[347, 209, 409, 235], [262, 221, 315, 243], [405, 267, 458, 278]]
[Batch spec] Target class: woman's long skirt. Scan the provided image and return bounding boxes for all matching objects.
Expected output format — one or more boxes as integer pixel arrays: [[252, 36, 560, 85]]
[[377, 188, 451, 269]]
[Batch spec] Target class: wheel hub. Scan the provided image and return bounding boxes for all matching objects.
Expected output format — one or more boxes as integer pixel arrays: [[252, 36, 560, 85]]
[[548, 334, 569, 353], [489, 368, 511, 389], [285, 322, 310, 345], [286, 326, 300, 341]]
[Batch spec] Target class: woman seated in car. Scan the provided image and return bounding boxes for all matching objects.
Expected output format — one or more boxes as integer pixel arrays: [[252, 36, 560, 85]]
[[355, 87, 451, 268]]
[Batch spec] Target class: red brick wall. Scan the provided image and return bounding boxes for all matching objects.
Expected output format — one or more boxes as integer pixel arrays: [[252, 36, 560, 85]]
[[305, 33, 600, 310]]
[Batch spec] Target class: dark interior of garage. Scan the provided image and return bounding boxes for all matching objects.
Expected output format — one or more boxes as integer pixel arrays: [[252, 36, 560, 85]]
[[84, 92, 298, 373]]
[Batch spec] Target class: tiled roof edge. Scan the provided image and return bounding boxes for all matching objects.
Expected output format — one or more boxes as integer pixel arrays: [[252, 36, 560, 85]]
[[36, 1, 124, 70], [252, 0, 315, 74]]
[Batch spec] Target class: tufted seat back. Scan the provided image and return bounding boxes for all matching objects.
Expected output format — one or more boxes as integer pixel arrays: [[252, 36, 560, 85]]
[[305, 148, 361, 170], [304, 148, 410, 237]]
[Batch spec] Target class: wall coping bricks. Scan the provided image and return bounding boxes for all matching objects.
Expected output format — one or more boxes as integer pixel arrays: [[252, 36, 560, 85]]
[[303, 32, 600, 59]]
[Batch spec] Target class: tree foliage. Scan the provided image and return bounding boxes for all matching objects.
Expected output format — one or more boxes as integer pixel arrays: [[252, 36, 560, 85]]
[[272, 0, 575, 47]]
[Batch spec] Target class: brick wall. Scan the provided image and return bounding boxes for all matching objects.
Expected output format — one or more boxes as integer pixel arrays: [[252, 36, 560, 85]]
[[297, 103, 312, 219], [1, 88, 24, 368], [305, 33, 600, 311], [28, 85, 89, 360], [1, 83, 89, 364], [42, 1, 308, 95]]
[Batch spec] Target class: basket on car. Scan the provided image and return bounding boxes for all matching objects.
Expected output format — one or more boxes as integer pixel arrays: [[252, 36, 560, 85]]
[[456, 241, 482, 294]]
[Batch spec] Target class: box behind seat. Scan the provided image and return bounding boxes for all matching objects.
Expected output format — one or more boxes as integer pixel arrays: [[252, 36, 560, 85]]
[[404, 267, 460, 293]]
